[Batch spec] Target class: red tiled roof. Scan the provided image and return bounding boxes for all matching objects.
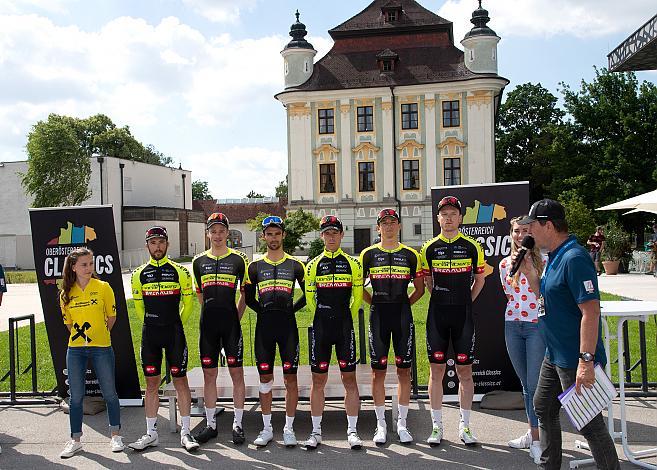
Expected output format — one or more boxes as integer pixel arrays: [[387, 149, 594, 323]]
[[192, 199, 287, 224]]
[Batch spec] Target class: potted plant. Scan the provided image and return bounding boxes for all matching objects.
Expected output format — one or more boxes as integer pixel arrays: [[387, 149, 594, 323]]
[[601, 220, 631, 275]]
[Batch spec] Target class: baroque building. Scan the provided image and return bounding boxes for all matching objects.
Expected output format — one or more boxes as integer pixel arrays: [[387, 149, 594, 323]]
[[275, 0, 508, 253]]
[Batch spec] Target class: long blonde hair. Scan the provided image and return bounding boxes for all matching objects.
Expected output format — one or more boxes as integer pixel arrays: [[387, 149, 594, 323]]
[[60, 247, 96, 306], [509, 216, 544, 288]]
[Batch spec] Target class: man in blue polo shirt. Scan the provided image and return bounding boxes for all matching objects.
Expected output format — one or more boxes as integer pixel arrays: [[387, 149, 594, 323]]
[[515, 199, 619, 470]]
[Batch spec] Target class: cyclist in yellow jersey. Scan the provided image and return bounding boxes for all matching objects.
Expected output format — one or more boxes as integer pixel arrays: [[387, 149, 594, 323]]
[[58, 248, 123, 458], [421, 196, 485, 446], [303, 215, 364, 450], [128, 226, 198, 453]]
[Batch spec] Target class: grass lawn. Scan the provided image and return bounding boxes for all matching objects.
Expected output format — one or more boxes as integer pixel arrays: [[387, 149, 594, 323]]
[[4, 270, 38, 284], [1, 291, 654, 393]]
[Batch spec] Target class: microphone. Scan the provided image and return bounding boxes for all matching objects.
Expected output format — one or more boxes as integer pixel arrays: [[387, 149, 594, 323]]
[[508, 235, 535, 278]]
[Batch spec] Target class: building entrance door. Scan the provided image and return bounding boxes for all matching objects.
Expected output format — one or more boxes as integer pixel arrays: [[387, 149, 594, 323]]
[[354, 228, 371, 254]]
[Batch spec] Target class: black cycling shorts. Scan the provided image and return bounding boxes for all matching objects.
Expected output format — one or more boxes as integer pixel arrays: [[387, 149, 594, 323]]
[[141, 322, 188, 378], [199, 308, 243, 368], [369, 302, 414, 370], [310, 311, 357, 374], [254, 312, 299, 375], [426, 303, 475, 365]]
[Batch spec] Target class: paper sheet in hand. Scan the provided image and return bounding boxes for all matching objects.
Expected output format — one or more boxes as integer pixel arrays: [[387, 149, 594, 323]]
[[558, 364, 618, 431]]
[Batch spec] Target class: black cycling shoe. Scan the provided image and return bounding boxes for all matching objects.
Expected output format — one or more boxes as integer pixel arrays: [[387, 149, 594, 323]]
[[232, 426, 245, 445], [194, 425, 218, 443]]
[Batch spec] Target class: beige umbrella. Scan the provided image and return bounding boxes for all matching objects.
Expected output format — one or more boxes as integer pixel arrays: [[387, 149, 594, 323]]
[[597, 188, 657, 212]]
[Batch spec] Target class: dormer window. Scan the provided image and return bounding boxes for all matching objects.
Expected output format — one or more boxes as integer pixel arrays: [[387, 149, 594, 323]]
[[382, 60, 393, 72], [376, 48, 399, 73], [381, 5, 402, 23]]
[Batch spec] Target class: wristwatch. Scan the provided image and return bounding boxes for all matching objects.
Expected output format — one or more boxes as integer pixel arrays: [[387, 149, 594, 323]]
[[579, 352, 594, 362]]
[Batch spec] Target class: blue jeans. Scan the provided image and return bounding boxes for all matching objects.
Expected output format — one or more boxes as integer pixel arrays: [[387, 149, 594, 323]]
[[66, 346, 121, 438], [505, 320, 545, 428]]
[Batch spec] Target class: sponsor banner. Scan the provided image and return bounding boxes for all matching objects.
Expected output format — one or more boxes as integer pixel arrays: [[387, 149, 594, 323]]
[[29, 206, 141, 400], [431, 182, 529, 397]]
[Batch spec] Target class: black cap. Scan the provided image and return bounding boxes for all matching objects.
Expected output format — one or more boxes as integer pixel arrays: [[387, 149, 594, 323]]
[[517, 199, 566, 225], [437, 195, 462, 213], [376, 208, 400, 225], [319, 215, 343, 233], [206, 212, 229, 230], [145, 226, 168, 241]]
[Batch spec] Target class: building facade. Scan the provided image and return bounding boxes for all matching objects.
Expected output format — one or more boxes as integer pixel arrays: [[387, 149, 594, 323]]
[[0, 157, 205, 268], [276, 0, 508, 253]]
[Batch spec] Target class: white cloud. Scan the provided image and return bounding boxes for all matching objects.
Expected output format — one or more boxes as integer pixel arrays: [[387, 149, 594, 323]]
[[181, 0, 257, 23], [439, 0, 655, 41], [184, 147, 286, 198], [0, 0, 70, 15]]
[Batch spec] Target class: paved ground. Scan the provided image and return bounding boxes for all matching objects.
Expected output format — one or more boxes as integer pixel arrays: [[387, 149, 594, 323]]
[[0, 398, 655, 469]]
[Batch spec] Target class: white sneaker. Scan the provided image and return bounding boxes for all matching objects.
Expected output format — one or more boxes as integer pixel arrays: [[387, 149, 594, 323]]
[[128, 433, 158, 451], [283, 427, 297, 448], [508, 430, 532, 449], [303, 432, 322, 449], [530, 441, 542, 464], [110, 435, 125, 452], [397, 427, 413, 444], [347, 431, 363, 449], [459, 422, 478, 446], [427, 426, 443, 446], [60, 440, 83, 459], [181, 433, 200, 452], [254, 428, 274, 447], [373, 425, 387, 445]]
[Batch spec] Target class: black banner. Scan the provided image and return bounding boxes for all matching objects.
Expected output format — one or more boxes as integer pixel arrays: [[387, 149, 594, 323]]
[[431, 182, 529, 398], [29, 206, 141, 401]]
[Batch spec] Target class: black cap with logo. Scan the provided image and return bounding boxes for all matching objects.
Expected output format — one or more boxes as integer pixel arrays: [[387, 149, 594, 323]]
[[517, 199, 566, 225], [319, 215, 343, 233], [437, 195, 462, 213], [206, 212, 229, 230], [376, 208, 400, 225], [145, 226, 168, 241]]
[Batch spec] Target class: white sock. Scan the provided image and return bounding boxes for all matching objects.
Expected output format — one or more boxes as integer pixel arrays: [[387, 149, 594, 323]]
[[430, 409, 442, 428], [460, 408, 471, 427], [234, 408, 244, 428], [262, 414, 272, 430], [285, 415, 295, 431], [181, 416, 191, 436], [146, 417, 158, 436], [375, 405, 386, 427], [205, 407, 216, 429], [311, 415, 322, 434], [397, 404, 409, 429], [347, 415, 358, 434]]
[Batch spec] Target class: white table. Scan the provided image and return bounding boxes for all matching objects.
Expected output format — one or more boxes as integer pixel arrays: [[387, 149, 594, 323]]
[[571, 301, 657, 469]]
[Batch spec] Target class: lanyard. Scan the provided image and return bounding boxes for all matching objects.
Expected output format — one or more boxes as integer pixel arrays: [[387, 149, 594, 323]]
[[540, 238, 577, 297]]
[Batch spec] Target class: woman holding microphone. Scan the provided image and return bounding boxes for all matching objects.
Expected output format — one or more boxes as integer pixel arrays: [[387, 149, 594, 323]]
[[499, 217, 545, 464], [59, 247, 124, 458]]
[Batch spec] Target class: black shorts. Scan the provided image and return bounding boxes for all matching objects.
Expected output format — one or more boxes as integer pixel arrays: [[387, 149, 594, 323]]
[[199, 308, 243, 368], [369, 302, 414, 370], [426, 303, 475, 365], [254, 312, 299, 375], [141, 322, 188, 378], [310, 311, 356, 374]]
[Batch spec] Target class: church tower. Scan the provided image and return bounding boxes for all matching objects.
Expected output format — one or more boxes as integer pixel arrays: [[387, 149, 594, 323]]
[[281, 11, 316, 89], [461, 1, 500, 74]]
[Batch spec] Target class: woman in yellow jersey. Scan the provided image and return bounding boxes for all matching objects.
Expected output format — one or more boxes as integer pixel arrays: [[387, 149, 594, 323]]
[[58, 248, 124, 458]]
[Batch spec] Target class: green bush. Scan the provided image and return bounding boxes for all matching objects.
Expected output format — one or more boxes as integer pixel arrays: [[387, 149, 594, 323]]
[[308, 238, 325, 260], [602, 219, 631, 261]]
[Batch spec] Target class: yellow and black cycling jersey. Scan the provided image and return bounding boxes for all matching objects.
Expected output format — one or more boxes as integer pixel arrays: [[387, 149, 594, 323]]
[[60, 277, 116, 347], [192, 248, 249, 312], [360, 243, 423, 304], [421, 232, 485, 305], [305, 248, 363, 316], [244, 253, 306, 314], [131, 256, 194, 326]]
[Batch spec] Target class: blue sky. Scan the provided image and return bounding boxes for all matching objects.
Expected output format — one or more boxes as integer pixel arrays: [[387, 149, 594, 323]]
[[0, 0, 655, 198]]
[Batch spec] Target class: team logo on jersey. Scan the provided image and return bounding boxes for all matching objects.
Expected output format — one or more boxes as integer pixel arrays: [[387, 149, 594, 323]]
[[456, 353, 468, 363], [170, 366, 180, 375], [433, 351, 445, 361], [583, 280, 595, 293], [202, 357, 212, 366], [227, 356, 236, 365], [319, 362, 329, 370], [379, 357, 388, 365], [259, 363, 270, 371], [283, 361, 293, 370], [145, 365, 157, 374], [338, 360, 347, 368]]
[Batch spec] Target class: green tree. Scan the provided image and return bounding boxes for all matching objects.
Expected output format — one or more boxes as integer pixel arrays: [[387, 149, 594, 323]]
[[558, 189, 597, 245], [275, 176, 288, 198], [247, 209, 320, 254], [247, 190, 265, 198], [22, 117, 91, 207], [495, 83, 565, 201], [192, 180, 213, 200]]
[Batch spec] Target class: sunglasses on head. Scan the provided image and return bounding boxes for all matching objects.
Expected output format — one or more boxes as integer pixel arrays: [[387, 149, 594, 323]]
[[262, 215, 284, 227]]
